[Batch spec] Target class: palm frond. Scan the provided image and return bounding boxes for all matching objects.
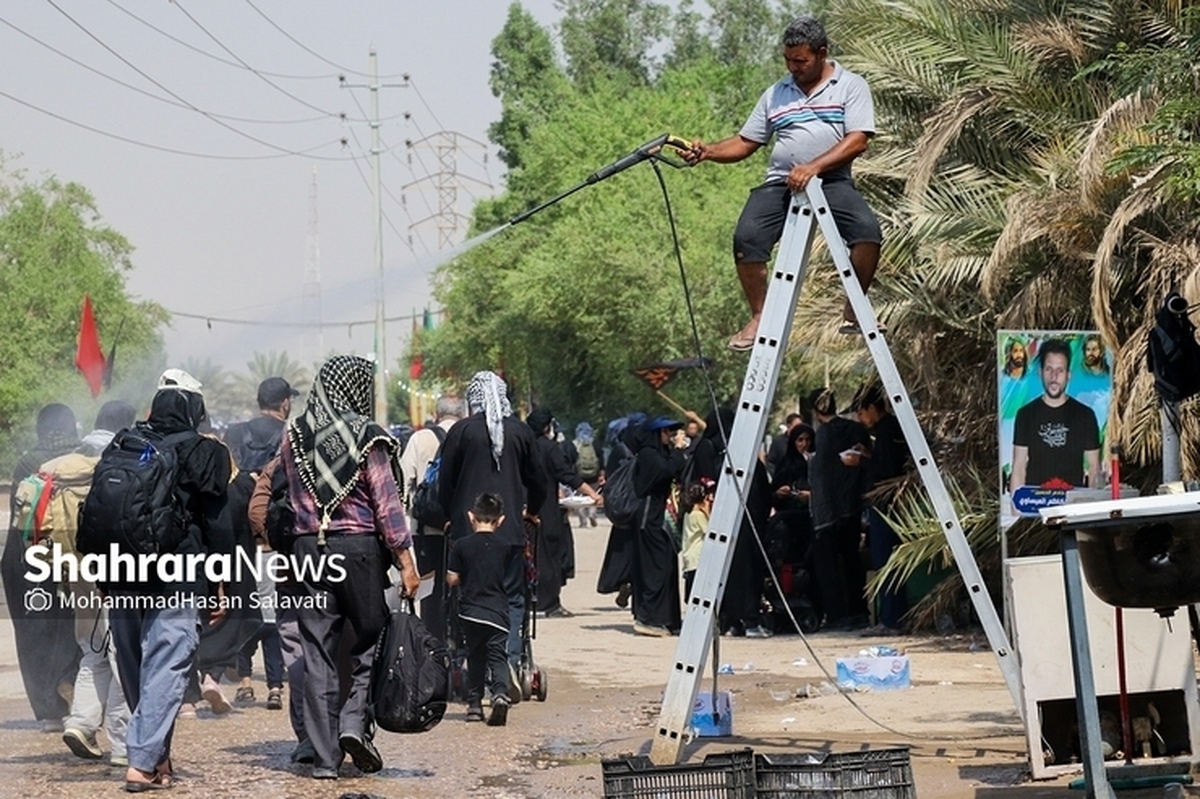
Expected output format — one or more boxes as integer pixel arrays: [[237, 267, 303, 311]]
[[1079, 91, 1158, 210], [1090, 165, 1169, 344]]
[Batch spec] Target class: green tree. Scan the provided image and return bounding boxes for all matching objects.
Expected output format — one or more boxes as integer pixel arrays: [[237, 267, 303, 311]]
[[0, 168, 165, 469], [559, 0, 670, 90], [426, 53, 771, 423], [488, 3, 572, 171]]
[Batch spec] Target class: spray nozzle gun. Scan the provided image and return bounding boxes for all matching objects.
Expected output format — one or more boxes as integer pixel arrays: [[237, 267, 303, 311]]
[[509, 133, 697, 226], [585, 133, 696, 183]]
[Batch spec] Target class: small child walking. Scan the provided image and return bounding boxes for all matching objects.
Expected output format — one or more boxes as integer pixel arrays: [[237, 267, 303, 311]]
[[447, 493, 514, 727], [681, 478, 716, 602]]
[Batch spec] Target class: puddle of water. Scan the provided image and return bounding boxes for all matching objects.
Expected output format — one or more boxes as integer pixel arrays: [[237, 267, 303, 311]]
[[516, 739, 604, 771]]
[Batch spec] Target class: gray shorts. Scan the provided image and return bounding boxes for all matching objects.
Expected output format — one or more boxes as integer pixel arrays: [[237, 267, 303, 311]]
[[733, 179, 882, 264]]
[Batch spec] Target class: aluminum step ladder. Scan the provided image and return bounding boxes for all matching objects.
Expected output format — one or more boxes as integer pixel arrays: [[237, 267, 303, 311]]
[[649, 178, 1024, 764]]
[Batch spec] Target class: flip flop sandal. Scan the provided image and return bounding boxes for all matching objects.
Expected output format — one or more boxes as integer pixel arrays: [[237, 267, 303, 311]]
[[125, 771, 173, 792], [727, 334, 755, 352]]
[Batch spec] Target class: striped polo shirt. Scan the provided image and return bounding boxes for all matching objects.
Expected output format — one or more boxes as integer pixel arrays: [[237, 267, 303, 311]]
[[739, 60, 875, 183]]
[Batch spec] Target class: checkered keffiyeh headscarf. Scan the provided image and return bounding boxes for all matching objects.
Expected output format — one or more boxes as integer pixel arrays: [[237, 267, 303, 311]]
[[466, 370, 512, 469], [287, 355, 399, 523]]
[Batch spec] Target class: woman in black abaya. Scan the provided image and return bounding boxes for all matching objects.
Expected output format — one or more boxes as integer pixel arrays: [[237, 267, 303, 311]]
[[691, 408, 772, 637], [629, 417, 687, 636]]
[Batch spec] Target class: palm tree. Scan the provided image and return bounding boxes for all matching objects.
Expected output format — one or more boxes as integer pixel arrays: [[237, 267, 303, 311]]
[[227, 351, 312, 416], [808, 0, 1200, 627]]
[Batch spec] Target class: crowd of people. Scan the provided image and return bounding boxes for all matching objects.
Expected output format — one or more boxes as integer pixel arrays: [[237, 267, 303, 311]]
[[0, 10, 915, 790], [2, 356, 912, 791], [593, 387, 910, 639]]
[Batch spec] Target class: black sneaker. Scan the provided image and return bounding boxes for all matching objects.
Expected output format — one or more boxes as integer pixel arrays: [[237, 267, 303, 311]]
[[487, 696, 509, 727], [338, 731, 383, 773]]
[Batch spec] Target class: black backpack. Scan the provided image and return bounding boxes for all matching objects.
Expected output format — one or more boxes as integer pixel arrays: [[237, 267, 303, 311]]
[[77, 429, 194, 557], [1148, 291, 1200, 404], [602, 448, 642, 527], [234, 422, 282, 474], [370, 600, 449, 733], [265, 462, 296, 555], [409, 426, 448, 530]]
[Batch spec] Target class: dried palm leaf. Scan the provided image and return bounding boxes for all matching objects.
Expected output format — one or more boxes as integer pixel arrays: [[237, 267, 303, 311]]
[[1079, 91, 1157, 211], [1090, 165, 1169, 344]]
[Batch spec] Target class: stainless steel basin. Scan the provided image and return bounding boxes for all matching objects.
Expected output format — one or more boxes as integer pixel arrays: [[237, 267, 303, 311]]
[[1040, 494, 1200, 615]]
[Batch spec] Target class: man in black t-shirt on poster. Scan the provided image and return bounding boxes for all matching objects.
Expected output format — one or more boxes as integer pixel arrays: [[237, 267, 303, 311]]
[[1009, 339, 1101, 492]]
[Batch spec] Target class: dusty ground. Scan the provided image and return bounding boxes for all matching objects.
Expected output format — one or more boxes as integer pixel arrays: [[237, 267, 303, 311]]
[[0, 513, 1193, 798]]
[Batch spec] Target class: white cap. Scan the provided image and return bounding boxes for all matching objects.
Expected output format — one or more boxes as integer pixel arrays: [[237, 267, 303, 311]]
[[158, 368, 203, 396]]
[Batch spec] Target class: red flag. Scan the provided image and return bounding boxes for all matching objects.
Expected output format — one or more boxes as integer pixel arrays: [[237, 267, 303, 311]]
[[409, 352, 424, 381], [631, 356, 714, 391], [74, 295, 106, 397]]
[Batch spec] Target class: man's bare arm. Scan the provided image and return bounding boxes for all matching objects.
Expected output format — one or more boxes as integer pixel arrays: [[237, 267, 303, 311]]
[[1010, 445, 1029, 493], [786, 131, 871, 190], [685, 135, 762, 165]]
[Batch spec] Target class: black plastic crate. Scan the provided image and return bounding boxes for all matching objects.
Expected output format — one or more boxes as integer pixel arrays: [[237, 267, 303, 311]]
[[755, 747, 916, 798], [602, 749, 758, 798]]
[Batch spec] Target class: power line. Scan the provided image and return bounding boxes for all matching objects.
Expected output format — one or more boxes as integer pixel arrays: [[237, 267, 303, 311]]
[[44, 0, 349, 159], [105, 0, 336, 80], [342, 90, 436, 255], [345, 137, 433, 258], [172, 0, 344, 119], [0, 88, 345, 160], [242, 0, 408, 80], [168, 308, 428, 329], [0, 16, 329, 126], [407, 78, 445, 131]]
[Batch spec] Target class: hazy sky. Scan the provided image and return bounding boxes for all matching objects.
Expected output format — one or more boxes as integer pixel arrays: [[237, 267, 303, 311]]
[[1, 1, 563, 375]]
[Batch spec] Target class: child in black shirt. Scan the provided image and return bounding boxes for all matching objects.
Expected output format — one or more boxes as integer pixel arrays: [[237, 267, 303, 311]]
[[447, 493, 513, 726]]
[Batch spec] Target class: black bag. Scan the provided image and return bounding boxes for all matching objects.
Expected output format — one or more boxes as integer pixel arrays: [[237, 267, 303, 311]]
[[1148, 292, 1200, 404], [265, 462, 296, 555], [602, 454, 641, 527], [77, 429, 194, 557], [409, 426, 448, 530], [370, 600, 450, 733], [234, 423, 282, 474]]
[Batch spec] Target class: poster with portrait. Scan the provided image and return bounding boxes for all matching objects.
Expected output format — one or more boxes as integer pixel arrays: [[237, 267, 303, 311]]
[[998, 330, 1113, 527]]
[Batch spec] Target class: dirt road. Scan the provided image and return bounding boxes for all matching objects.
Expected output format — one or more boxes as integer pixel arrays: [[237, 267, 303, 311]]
[[0, 515, 1182, 797]]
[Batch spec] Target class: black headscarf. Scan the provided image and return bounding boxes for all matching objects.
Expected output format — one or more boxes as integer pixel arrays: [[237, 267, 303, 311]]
[[13, 403, 80, 482], [773, 423, 815, 490], [145, 387, 206, 435], [526, 407, 554, 438], [286, 355, 398, 525], [141, 388, 228, 497], [94, 400, 136, 434], [692, 407, 735, 482]]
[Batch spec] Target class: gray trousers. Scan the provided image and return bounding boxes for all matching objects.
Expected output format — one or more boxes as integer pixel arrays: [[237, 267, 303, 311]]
[[65, 581, 129, 757], [293, 535, 389, 772], [276, 605, 306, 743], [110, 601, 200, 773]]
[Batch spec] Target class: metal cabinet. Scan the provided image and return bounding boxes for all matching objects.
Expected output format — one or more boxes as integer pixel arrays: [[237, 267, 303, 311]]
[[1006, 554, 1200, 779]]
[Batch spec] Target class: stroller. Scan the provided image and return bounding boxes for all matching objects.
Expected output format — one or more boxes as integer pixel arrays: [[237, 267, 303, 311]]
[[518, 518, 547, 702], [762, 511, 821, 634], [445, 523, 547, 703]]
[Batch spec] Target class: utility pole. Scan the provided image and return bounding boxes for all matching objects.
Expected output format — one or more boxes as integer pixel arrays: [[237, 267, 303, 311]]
[[302, 166, 323, 370], [404, 131, 491, 249], [341, 51, 407, 423]]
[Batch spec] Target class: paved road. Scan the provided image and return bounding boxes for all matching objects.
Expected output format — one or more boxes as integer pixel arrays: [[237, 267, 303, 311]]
[[0, 504, 1172, 797]]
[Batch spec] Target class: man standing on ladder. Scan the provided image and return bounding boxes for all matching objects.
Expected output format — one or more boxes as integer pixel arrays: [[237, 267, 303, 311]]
[[685, 15, 883, 349]]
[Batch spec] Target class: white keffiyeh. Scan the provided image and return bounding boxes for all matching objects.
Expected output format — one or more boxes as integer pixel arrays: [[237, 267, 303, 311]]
[[466, 370, 512, 469]]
